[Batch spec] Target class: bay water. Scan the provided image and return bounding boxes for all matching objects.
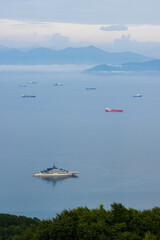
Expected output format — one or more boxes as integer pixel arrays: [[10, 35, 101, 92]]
[[0, 68, 160, 219]]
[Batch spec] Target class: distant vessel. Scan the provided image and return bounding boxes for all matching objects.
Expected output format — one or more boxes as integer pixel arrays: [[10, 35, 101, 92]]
[[105, 108, 123, 112], [21, 94, 36, 98], [86, 87, 96, 90], [26, 81, 37, 84], [33, 164, 78, 177], [54, 83, 63, 86], [19, 85, 26, 87], [133, 94, 142, 97]]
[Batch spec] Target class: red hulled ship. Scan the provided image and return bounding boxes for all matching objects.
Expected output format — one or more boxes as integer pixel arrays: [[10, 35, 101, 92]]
[[105, 108, 123, 112]]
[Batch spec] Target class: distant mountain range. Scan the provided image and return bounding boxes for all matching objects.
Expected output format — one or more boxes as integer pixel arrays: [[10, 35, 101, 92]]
[[84, 59, 160, 73], [0, 46, 152, 65]]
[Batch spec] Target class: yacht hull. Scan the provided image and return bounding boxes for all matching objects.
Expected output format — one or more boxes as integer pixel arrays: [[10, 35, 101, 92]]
[[33, 171, 78, 177]]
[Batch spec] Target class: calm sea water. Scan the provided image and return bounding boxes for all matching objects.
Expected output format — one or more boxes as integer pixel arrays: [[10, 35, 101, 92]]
[[0, 68, 160, 219]]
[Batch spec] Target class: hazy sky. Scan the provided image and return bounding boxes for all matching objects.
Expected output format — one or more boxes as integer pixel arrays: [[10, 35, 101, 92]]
[[1, 0, 160, 24], [0, 0, 160, 57]]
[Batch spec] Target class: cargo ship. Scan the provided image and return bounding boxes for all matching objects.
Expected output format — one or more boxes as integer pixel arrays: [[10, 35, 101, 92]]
[[21, 94, 36, 98], [133, 94, 142, 97], [105, 108, 123, 112], [54, 83, 63, 86], [86, 87, 96, 90], [26, 81, 37, 84]]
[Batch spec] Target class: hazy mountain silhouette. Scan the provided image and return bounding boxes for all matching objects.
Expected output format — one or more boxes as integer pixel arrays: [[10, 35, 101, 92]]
[[0, 45, 152, 65], [84, 59, 160, 72]]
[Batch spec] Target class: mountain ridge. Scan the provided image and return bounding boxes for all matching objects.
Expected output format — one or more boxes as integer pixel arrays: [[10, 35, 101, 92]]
[[0, 45, 152, 65]]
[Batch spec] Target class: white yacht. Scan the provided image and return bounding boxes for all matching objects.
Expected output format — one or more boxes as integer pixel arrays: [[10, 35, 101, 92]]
[[33, 164, 78, 177]]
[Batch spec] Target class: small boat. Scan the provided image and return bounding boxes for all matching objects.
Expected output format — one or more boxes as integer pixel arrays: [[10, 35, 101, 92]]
[[26, 81, 37, 84], [133, 94, 142, 97], [86, 87, 96, 90], [19, 85, 26, 87], [21, 94, 36, 98], [105, 108, 123, 112], [33, 164, 78, 177], [54, 83, 63, 86]]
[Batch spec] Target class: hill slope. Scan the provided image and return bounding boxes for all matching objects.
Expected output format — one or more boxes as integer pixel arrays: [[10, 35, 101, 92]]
[[84, 59, 160, 72]]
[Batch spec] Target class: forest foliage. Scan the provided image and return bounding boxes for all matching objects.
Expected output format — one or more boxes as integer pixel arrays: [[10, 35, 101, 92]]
[[0, 203, 160, 240]]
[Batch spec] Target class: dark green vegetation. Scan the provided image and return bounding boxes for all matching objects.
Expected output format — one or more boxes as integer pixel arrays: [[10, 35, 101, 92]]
[[1, 203, 160, 240]]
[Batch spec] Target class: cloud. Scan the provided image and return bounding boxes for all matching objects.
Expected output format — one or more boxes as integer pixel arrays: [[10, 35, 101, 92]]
[[98, 34, 160, 58], [114, 34, 132, 43], [100, 24, 128, 31], [39, 33, 70, 49], [48, 33, 70, 45]]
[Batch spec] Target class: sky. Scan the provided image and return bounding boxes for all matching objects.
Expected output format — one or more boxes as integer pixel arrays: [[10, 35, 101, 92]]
[[0, 0, 160, 57]]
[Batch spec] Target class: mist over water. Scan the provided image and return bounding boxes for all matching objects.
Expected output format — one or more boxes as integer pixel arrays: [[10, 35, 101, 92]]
[[0, 69, 160, 219]]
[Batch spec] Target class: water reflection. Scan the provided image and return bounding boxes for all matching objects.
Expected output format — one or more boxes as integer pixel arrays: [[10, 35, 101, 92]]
[[35, 176, 78, 186]]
